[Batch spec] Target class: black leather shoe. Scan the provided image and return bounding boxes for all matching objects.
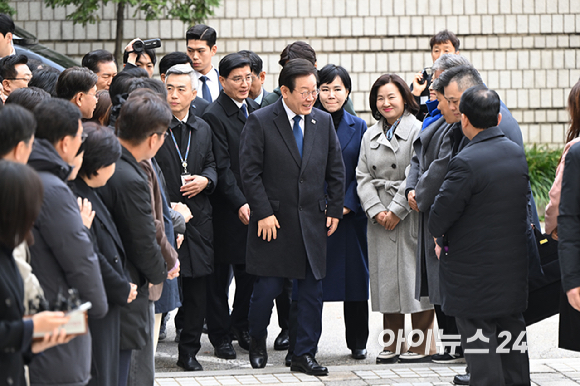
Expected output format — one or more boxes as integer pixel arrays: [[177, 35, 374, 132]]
[[174, 328, 181, 343], [231, 328, 251, 351], [176, 355, 203, 371], [453, 373, 470, 385], [290, 354, 328, 376], [285, 351, 292, 367], [214, 339, 236, 359], [274, 329, 289, 350], [249, 336, 268, 368], [351, 348, 367, 360]]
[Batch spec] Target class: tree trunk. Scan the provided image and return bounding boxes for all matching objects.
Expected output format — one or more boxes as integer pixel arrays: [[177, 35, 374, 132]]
[[114, 1, 125, 68]]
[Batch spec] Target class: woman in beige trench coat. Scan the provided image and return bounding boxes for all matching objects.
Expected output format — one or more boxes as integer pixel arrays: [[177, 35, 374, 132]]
[[356, 74, 435, 364]]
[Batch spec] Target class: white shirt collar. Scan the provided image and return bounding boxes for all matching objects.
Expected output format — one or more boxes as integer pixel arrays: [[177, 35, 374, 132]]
[[253, 88, 265, 105], [175, 110, 189, 124], [229, 96, 246, 109], [282, 99, 304, 134]]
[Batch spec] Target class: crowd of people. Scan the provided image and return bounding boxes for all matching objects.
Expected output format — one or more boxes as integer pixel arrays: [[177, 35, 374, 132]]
[[1, 10, 580, 386]]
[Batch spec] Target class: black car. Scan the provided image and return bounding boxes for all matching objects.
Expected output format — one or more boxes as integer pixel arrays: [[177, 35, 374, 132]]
[[13, 26, 79, 71]]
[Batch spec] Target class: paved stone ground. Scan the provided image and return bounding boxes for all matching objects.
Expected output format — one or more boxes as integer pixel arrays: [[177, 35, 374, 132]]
[[155, 359, 580, 385]]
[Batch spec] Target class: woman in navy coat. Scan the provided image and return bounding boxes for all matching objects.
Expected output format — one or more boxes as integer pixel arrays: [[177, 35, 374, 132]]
[[317, 65, 369, 359]]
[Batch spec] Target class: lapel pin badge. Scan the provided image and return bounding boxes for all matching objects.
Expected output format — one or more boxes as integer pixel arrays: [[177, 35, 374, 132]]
[[311, 119, 316, 124]]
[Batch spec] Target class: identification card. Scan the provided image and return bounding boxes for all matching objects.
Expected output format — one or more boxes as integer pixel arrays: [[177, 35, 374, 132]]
[[181, 173, 191, 186]]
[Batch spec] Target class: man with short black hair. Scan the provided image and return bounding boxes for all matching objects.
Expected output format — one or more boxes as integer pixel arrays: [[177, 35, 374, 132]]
[[27, 98, 108, 386], [123, 47, 157, 78], [82, 49, 118, 91], [0, 103, 35, 162], [0, 13, 15, 59], [98, 92, 170, 384], [185, 24, 221, 102], [155, 63, 218, 371], [56, 66, 99, 119], [0, 54, 31, 102], [159, 52, 209, 117], [5, 86, 51, 112], [238, 50, 268, 106], [203, 53, 260, 360], [240, 58, 345, 375], [429, 85, 530, 386], [411, 29, 460, 121]]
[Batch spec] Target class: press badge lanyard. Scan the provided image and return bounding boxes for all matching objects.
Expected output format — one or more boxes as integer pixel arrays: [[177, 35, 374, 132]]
[[168, 126, 191, 174]]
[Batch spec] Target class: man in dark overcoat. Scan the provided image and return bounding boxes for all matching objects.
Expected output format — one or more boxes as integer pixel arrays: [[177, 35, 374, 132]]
[[203, 53, 259, 358], [240, 59, 345, 375], [155, 63, 218, 371], [429, 85, 530, 385]]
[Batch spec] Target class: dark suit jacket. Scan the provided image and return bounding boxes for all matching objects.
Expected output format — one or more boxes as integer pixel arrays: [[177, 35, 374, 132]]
[[203, 91, 259, 265], [98, 146, 167, 350], [429, 127, 529, 319], [155, 106, 218, 278], [192, 97, 210, 118], [240, 98, 345, 280], [0, 246, 32, 386]]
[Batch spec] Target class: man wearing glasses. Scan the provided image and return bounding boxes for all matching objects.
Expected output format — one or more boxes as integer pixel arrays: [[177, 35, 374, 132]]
[[0, 54, 32, 103], [202, 53, 259, 361], [240, 58, 345, 375], [55, 67, 99, 119]]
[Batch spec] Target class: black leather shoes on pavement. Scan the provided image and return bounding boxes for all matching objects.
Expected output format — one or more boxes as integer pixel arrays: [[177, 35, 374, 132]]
[[174, 328, 182, 343], [351, 348, 367, 360], [453, 366, 470, 385], [249, 336, 268, 368], [231, 327, 251, 351], [285, 351, 293, 367], [176, 355, 203, 371], [214, 339, 236, 359], [274, 329, 290, 350], [453, 373, 470, 385], [290, 354, 328, 376]]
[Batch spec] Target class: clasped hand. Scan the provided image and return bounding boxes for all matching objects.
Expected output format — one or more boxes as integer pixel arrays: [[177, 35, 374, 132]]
[[375, 210, 400, 230], [180, 175, 209, 198]]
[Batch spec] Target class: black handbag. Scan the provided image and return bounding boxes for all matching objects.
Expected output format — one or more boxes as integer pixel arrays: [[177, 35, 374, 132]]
[[523, 227, 561, 326]]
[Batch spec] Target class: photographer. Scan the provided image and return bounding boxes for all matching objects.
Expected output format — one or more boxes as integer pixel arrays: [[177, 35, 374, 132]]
[[410, 30, 460, 121], [123, 38, 161, 78]]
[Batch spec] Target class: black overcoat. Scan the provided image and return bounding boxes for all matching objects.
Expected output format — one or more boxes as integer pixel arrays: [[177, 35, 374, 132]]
[[98, 146, 167, 350], [239, 98, 345, 280], [70, 178, 131, 386], [154, 107, 218, 278], [429, 127, 529, 319], [203, 91, 259, 265]]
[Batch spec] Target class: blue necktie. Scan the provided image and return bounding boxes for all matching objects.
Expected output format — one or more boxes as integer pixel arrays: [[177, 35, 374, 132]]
[[200, 76, 212, 103], [241, 104, 248, 118], [292, 115, 303, 157]]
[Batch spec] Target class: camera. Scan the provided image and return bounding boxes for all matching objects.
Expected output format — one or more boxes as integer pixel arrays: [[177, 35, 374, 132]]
[[418, 67, 433, 85], [133, 39, 161, 54]]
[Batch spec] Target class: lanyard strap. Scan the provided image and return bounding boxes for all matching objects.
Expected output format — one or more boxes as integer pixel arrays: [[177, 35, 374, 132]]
[[168, 126, 192, 173]]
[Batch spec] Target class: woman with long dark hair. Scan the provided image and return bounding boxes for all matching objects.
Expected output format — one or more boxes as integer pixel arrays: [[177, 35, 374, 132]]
[[545, 80, 580, 239]]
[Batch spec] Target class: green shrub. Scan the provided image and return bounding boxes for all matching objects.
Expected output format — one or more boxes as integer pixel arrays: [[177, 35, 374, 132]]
[[526, 145, 562, 211]]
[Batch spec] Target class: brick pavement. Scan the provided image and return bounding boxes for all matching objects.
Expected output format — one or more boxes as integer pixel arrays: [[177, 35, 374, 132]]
[[155, 358, 580, 386]]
